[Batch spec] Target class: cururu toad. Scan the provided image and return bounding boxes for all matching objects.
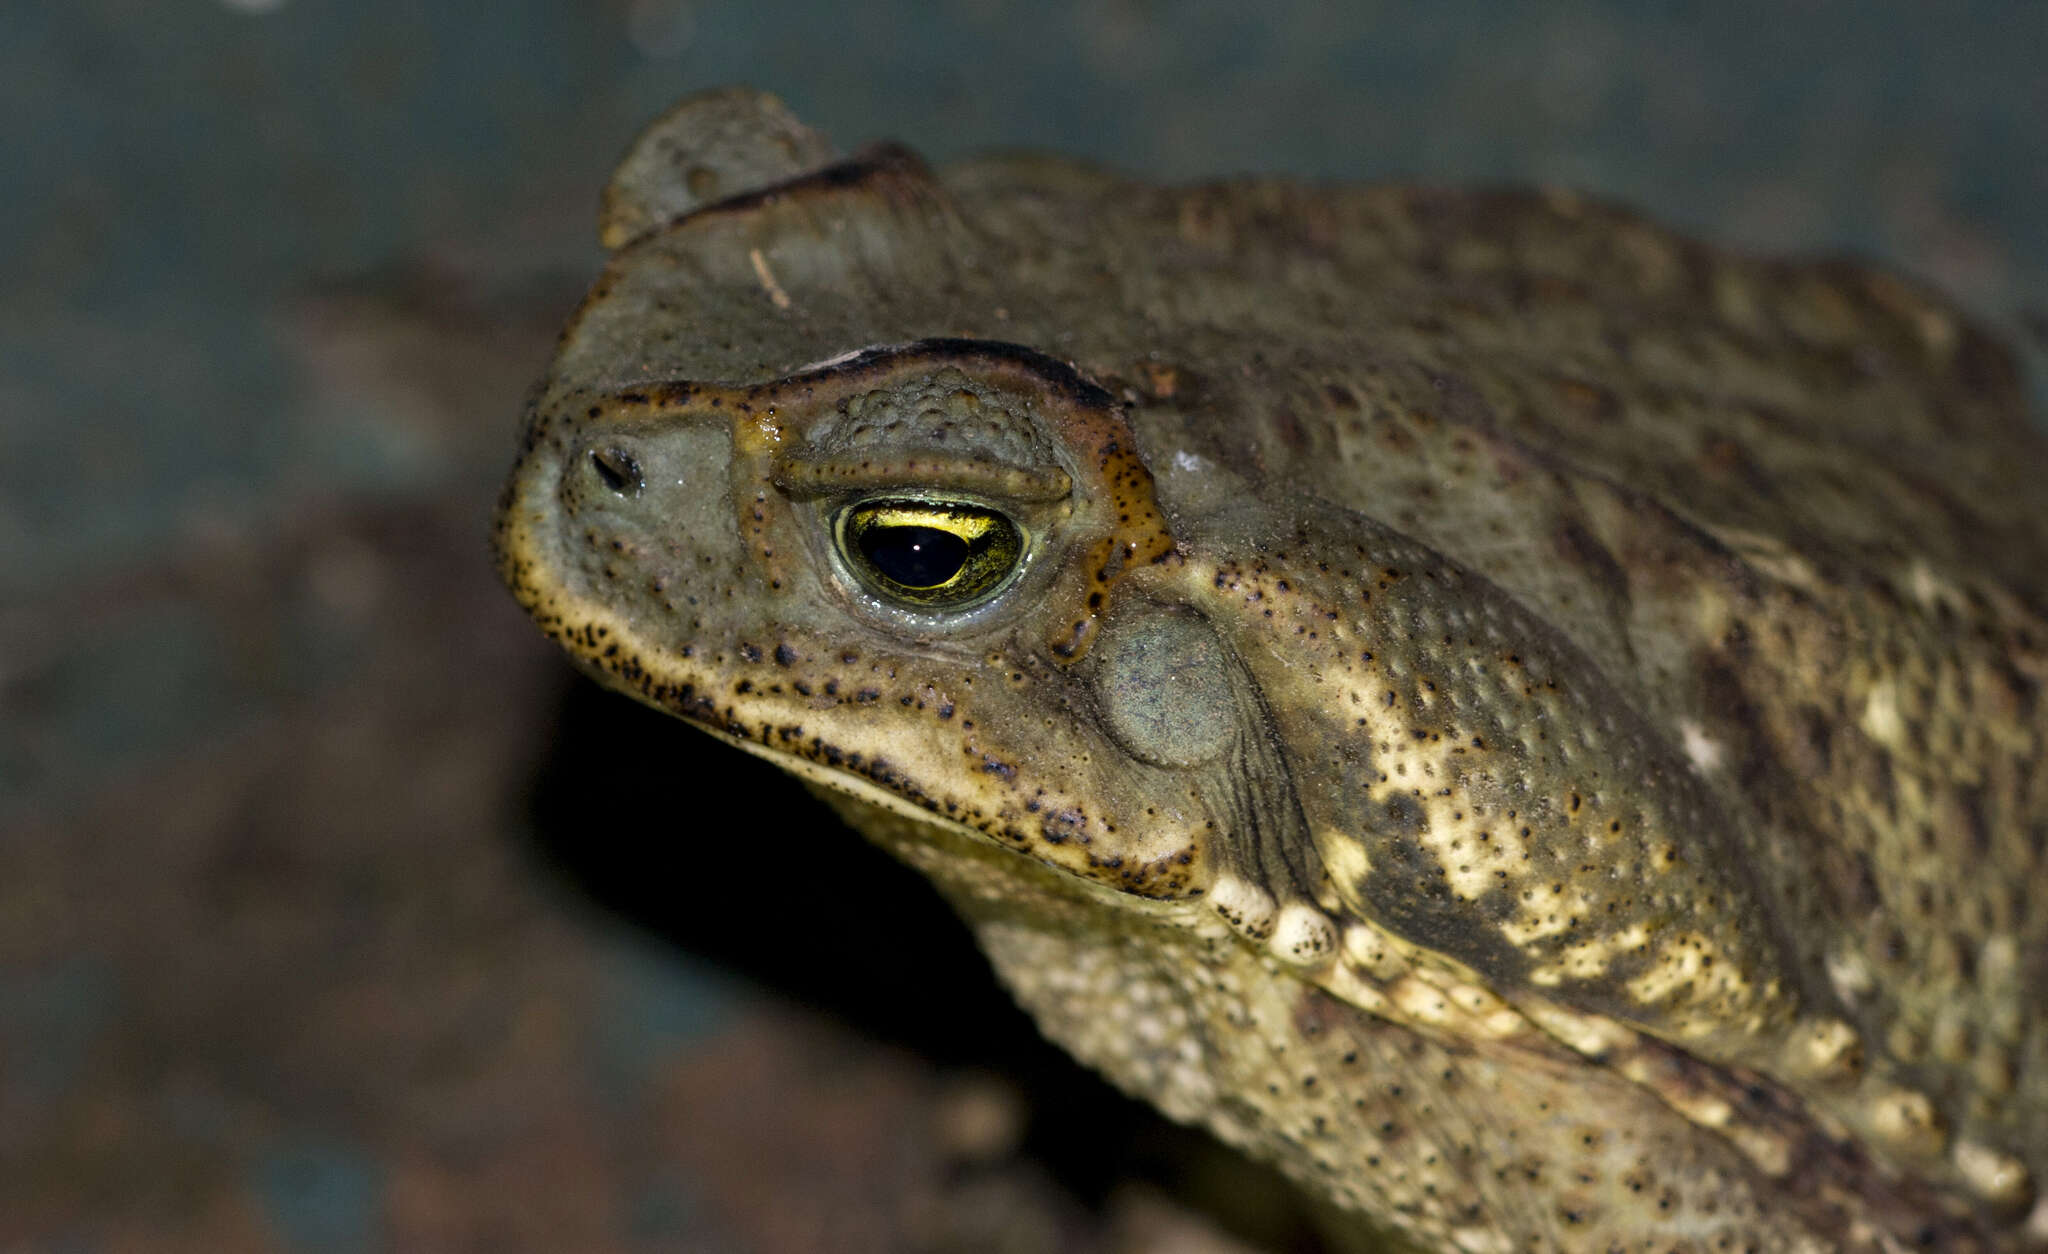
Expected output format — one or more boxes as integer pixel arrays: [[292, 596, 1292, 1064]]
[[495, 89, 2048, 1252]]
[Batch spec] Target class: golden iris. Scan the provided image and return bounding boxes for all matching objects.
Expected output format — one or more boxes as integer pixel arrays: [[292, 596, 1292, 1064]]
[[837, 498, 1024, 608]]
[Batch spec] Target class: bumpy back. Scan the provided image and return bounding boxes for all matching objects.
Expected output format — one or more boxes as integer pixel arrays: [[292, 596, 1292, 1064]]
[[938, 162, 2048, 1214]]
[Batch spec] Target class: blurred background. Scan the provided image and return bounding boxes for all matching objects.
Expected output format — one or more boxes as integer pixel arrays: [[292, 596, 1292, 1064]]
[[3, 3, 2044, 1251]]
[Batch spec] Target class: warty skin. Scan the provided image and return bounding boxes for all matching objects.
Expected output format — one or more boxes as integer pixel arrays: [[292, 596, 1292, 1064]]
[[497, 88, 2048, 1252]]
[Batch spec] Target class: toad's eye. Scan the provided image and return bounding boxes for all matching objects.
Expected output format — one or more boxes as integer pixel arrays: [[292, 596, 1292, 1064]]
[[837, 499, 1025, 609]]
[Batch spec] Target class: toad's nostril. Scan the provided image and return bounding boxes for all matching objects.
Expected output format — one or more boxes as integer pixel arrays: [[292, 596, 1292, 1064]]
[[589, 446, 643, 495]]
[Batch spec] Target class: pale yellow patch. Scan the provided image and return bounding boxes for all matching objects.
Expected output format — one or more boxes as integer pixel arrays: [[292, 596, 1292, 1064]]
[[1780, 1016, 1863, 1082], [1317, 829, 1373, 888], [1541, 922, 1649, 982], [2027, 1194, 2048, 1242], [1210, 873, 1278, 939], [1319, 956, 1393, 1018], [1978, 932, 2020, 988], [1953, 1140, 2032, 1206], [1513, 999, 1638, 1059], [1340, 922, 1405, 980], [1624, 931, 1723, 1007], [1270, 903, 1337, 966], [1859, 678, 1905, 749], [1727, 1125, 1793, 1177], [1713, 526, 1822, 592], [1450, 1226, 1514, 1254], [1867, 1086, 1946, 1157], [1906, 558, 1947, 607], [1419, 813, 1523, 902], [1384, 974, 1523, 1041], [1825, 945, 1877, 1008], [1498, 883, 1599, 946], [1677, 718, 1723, 773]]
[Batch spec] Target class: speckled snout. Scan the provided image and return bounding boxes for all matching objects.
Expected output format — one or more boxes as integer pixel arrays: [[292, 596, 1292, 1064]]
[[498, 391, 753, 656]]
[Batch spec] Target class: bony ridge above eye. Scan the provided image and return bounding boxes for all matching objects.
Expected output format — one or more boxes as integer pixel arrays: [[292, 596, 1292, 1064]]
[[836, 497, 1025, 609]]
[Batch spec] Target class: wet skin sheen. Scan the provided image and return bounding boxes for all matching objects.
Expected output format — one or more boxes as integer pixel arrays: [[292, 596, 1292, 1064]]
[[497, 88, 2048, 1252]]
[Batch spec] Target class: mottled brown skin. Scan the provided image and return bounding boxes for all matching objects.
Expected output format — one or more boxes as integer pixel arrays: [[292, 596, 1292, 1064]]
[[496, 89, 2048, 1251]]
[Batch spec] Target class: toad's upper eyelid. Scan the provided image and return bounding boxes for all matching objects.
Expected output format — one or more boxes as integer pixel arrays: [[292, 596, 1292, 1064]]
[[773, 451, 1071, 501]]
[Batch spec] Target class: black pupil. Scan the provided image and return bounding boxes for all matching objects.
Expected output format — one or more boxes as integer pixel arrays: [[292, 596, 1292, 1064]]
[[859, 525, 969, 588]]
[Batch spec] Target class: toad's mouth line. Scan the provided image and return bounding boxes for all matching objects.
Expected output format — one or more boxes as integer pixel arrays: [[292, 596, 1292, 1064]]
[[526, 582, 1054, 843], [549, 606, 988, 843], [528, 581, 1214, 898], [687, 715, 981, 837]]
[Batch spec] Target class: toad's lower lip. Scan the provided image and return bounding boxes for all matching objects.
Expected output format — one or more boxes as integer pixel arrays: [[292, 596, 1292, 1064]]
[[685, 716, 982, 839], [529, 601, 977, 841], [527, 597, 998, 848]]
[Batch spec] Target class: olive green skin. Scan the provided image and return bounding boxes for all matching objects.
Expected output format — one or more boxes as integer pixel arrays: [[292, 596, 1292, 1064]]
[[497, 89, 2048, 1252]]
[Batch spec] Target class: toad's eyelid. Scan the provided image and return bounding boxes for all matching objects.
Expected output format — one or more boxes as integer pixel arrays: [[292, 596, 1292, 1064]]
[[773, 451, 1071, 502]]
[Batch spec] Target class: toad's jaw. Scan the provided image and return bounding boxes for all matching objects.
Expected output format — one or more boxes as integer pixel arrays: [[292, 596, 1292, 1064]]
[[687, 716, 981, 839]]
